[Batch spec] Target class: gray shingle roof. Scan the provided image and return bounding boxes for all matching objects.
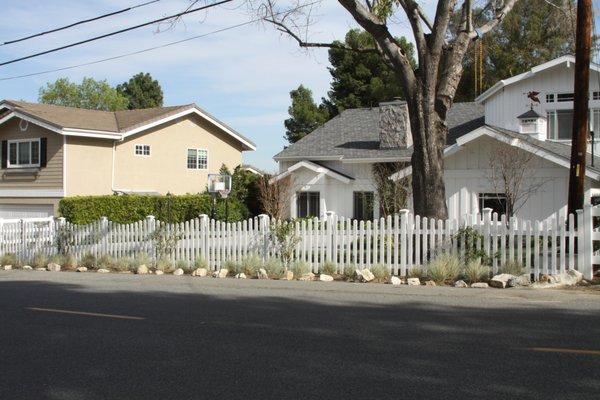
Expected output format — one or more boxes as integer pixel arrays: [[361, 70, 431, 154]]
[[274, 102, 485, 160]]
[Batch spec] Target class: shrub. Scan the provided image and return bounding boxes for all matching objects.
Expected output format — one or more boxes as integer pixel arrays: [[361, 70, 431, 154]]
[[80, 252, 97, 269], [408, 266, 426, 279], [113, 257, 135, 272], [241, 254, 261, 276], [426, 253, 462, 284], [48, 254, 65, 265], [222, 260, 240, 275], [193, 257, 209, 271], [463, 260, 490, 284], [62, 254, 78, 270], [499, 261, 524, 276], [290, 260, 311, 277], [263, 258, 285, 279], [155, 257, 174, 273], [97, 254, 115, 270], [342, 264, 356, 280], [58, 194, 249, 224], [371, 264, 390, 281], [321, 261, 337, 275], [176, 260, 191, 273], [31, 252, 48, 269], [134, 252, 152, 268], [0, 253, 18, 267]]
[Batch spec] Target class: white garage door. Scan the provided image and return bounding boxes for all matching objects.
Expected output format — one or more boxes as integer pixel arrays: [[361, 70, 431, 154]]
[[0, 204, 55, 219]]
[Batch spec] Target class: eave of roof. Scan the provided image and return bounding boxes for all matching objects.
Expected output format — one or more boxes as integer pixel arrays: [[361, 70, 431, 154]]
[[475, 55, 600, 103]]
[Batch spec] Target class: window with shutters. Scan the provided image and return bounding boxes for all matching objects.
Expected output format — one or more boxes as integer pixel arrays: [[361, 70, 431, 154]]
[[7, 139, 41, 168]]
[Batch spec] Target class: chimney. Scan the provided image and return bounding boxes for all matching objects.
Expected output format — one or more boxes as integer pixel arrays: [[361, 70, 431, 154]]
[[517, 108, 546, 141], [379, 100, 412, 149]]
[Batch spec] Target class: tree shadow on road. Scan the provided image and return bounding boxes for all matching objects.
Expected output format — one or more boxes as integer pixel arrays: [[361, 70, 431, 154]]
[[0, 279, 598, 400]]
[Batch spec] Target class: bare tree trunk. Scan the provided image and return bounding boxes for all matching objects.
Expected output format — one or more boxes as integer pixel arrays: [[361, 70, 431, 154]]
[[408, 94, 448, 218]]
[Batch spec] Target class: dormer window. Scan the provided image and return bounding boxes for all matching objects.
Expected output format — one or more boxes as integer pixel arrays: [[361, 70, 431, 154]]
[[520, 118, 538, 134]]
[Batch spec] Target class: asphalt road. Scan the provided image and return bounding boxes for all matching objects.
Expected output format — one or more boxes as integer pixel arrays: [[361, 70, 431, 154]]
[[0, 270, 599, 400]]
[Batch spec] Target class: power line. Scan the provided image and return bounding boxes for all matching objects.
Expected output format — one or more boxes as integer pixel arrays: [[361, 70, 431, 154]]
[[0, 0, 233, 67], [0, 1, 321, 82], [0, 0, 161, 46]]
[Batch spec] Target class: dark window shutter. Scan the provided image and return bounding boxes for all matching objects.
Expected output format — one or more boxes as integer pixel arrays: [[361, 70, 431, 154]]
[[40, 138, 47, 167], [1, 140, 7, 169]]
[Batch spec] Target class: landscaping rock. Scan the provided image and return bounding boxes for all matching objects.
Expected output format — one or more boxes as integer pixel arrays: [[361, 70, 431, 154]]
[[508, 274, 531, 287], [235, 273, 247, 279], [533, 270, 584, 289], [319, 274, 334, 282], [173, 268, 184, 276], [471, 282, 489, 289], [424, 280, 436, 287], [406, 277, 420, 286], [47, 263, 61, 272], [283, 270, 294, 281], [192, 268, 208, 277], [454, 280, 468, 288], [35, 267, 47, 272], [217, 269, 229, 278], [299, 272, 315, 281], [22, 265, 33, 271], [359, 269, 375, 282], [390, 276, 403, 286], [489, 273, 515, 288], [258, 268, 269, 279], [97, 269, 110, 273], [76, 267, 88, 273], [155, 270, 164, 276], [564, 269, 583, 285], [2, 265, 12, 271], [136, 265, 149, 275]]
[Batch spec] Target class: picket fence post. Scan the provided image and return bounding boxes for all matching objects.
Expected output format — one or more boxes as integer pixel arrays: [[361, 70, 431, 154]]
[[581, 204, 593, 280], [145, 215, 155, 262], [259, 214, 270, 262]]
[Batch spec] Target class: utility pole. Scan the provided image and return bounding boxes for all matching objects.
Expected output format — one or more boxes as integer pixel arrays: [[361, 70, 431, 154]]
[[568, 0, 593, 215]]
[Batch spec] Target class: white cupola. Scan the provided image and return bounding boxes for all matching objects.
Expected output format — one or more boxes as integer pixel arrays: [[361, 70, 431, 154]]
[[517, 108, 546, 141]]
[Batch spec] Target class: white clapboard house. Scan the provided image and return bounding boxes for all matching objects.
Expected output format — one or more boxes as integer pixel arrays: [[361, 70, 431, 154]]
[[272, 56, 600, 222]]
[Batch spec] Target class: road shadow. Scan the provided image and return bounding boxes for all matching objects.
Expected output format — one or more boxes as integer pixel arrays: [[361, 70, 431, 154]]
[[0, 279, 598, 400]]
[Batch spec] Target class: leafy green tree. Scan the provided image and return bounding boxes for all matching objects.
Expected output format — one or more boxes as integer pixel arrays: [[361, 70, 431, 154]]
[[39, 77, 128, 111], [284, 85, 330, 143], [455, 0, 576, 101], [117, 72, 164, 109], [327, 29, 415, 113], [219, 164, 262, 217]]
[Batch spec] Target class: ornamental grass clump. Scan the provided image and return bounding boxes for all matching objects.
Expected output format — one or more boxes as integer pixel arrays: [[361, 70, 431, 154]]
[[342, 264, 357, 280], [176, 260, 191, 273], [31, 252, 48, 269], [80, 252, 97, 270], [193, 257, 209, 270], [241, 254, 262, 276], [113, 257, 135, 272], [0, 252, 19, 267], [371, 264, 390, 282], [462, 260, 490, 284], [97, 254, 115, 270], [321, 261, 337, 275], [155, 257, 174, 273], [499, 261, 524, 276], [62, 253, 78, 270], [290, 260, 311, 277], [426, 253, 462, 284], [223, 260, 241, 275], [408, 266, 426, 279], [264, 258, 285, 279]]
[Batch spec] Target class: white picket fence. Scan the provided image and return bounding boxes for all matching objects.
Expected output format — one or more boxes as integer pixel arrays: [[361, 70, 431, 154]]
[[1, 205, 598, 280]]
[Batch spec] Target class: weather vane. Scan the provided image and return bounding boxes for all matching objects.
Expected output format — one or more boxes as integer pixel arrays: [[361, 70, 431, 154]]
[[525, 91, 540, 109]]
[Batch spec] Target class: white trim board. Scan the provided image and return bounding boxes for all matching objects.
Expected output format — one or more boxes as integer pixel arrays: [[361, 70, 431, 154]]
[[272, 160, 353, 184], [0, 189, 64, 197]]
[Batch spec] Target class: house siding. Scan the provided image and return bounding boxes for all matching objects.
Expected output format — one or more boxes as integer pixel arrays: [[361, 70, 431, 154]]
[[65, 136, 113, 196], [0, 118, 63, 190], [113, 115, 243, 194], [443, 135, 574, 221]]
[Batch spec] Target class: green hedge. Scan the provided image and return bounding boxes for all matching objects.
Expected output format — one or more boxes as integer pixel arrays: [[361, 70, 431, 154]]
[[59, 194, 249, 224]]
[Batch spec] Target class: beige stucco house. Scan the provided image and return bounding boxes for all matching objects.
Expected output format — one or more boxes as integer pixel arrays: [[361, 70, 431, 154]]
[[0, 100, 256, 218]]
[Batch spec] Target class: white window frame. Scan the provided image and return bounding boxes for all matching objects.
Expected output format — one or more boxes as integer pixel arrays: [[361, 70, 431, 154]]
[[7, 138, 41, 168], [134, 144, 151, 157], [547, 109, 600, 140], [186, 148, 208, 170]]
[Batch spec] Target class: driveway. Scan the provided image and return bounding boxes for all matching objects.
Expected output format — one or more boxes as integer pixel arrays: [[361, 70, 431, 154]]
[[1, 270, 599, 400]]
